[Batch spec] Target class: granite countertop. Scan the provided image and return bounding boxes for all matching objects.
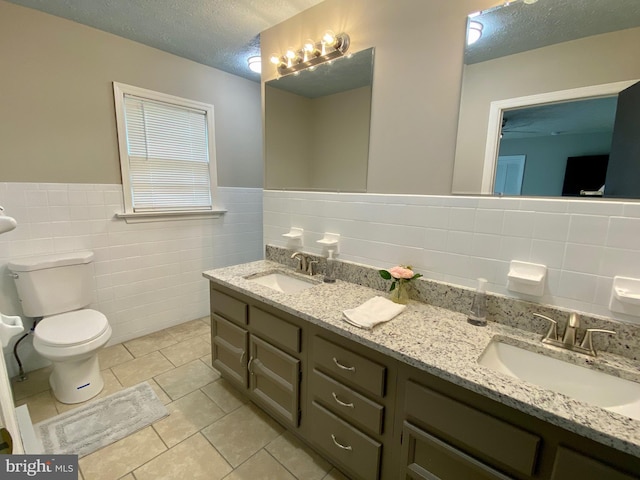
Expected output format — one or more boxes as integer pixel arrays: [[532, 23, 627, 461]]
[[203, 260, 640, 458]]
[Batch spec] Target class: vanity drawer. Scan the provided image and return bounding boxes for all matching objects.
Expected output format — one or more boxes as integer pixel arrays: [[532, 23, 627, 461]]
[[313, 336, 386, 398], [405, 380, 540, 477], [401, 421, 512, 480], [310, 368, 384, 436], [309, 401, 381, 480], [249, 306, 301, 353], [551, 446, 639, 480], [211, 288, 247, 325]]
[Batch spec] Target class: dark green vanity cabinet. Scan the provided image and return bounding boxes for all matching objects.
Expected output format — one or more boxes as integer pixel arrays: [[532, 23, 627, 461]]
[[306, 328, 398, 480], [396, 367, 640, 480], [210, 285, 304, 428], [209, 283, 640, 480]]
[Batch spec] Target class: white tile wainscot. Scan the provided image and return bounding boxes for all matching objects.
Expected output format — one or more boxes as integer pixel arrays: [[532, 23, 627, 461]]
[[0, 183, 263, 377], [263, 190, 640, 323]]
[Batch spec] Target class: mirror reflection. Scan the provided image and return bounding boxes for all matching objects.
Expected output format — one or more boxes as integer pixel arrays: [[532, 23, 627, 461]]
[[453, 0, 640, 199], [264, 47, 374, 192]]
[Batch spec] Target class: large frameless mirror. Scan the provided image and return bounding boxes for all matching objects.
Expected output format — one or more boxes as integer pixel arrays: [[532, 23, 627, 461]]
[[453, 0, 640, 199], [264, 47, 374, 192]]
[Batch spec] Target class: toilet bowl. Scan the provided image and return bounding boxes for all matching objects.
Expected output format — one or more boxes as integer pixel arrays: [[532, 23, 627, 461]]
[[8, 251, 112, 404], [33, 309, 112, 404]]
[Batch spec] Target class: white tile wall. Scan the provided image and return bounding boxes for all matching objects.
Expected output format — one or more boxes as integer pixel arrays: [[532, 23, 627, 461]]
[[264, 190, 640, 323], [0, 183, 263, 376]]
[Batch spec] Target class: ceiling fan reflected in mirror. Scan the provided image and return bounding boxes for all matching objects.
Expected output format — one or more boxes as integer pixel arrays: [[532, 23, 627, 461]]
[[499, 117, 543, 138]]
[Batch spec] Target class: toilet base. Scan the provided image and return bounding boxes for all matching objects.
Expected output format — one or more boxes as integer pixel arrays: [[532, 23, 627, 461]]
[[49, 354, 105, 404]]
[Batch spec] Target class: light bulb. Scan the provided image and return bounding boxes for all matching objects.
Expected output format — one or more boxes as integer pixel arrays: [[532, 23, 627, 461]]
[[303, 39, 316, 53], [322, 30, 337, 47], [285, 48, 297, 60], [269, 54, 281, 65]]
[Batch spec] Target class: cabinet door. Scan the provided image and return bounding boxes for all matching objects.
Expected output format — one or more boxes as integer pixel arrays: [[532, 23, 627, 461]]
[[212, 313, 249, 388], [401, 422, 512, 480], [249, 335, 301, 427]]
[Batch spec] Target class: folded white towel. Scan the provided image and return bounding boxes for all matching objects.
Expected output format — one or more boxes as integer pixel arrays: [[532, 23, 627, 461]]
[[342, 296, 406, 329]]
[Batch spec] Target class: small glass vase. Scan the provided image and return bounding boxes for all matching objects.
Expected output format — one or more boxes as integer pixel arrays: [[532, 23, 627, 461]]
[[389, 281, 409, 304]]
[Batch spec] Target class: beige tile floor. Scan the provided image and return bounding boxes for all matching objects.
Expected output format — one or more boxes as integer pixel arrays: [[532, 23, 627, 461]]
[[12, 317, 349, 480]]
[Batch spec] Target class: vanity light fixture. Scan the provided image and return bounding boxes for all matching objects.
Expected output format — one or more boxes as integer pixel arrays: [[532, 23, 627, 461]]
[[248, 56, 261, 74], [467, 20, 483, 45], [270, 30, 350, 77]]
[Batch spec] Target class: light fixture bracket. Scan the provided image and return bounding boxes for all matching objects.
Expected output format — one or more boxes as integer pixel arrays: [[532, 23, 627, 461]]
[[275, 33, 350, 77]]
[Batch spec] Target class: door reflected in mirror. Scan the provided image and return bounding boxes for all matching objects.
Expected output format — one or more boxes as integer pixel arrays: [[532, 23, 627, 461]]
[[264, 48, 374, 192], [453, 0, 640, 199]]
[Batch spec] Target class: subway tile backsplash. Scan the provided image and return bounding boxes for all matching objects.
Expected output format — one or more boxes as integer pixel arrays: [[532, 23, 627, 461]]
[[0, 183, 263, 376], [263, 190, 640, 325]]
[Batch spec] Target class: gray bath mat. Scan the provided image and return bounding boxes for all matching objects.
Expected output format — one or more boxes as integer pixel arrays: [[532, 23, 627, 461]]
[[35, 381, 168, 458]]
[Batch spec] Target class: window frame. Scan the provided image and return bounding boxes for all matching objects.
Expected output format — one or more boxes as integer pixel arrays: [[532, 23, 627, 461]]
[[112, 82, 225, 222]]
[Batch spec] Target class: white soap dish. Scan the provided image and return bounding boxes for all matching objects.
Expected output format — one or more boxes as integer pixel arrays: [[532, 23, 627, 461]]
[[507, 261, 546, 297], [282, 227, 303, 247], [610, 276, 640, 317], [316, 233, 340, 253]]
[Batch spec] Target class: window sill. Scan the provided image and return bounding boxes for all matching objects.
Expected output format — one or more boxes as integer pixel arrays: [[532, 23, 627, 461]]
[[115, 209, 226, 224]]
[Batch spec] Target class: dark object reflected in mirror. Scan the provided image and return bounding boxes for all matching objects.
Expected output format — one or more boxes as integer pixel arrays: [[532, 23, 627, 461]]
[[453, 0, 640, 200], [264, 48, 374, 192]]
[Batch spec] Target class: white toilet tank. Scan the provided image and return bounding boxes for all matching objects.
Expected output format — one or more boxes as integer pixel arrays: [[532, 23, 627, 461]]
[[8, 251, 95, 318]]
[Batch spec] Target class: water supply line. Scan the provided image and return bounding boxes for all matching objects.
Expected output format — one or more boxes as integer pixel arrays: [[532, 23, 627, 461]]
[[13, 318, 40, 382]]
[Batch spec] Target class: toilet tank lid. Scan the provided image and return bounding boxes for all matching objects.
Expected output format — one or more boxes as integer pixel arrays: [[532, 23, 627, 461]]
[[8, 251, 94, 272]]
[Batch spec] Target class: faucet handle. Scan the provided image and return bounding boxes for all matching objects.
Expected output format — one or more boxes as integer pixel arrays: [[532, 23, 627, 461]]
[[307, 260, 318, 276], [579, 329, 616, 356], [534, 313, 558, 341]]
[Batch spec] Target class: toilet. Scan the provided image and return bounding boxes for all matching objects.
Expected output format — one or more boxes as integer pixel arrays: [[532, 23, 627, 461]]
[[8, 251, 112, 404]]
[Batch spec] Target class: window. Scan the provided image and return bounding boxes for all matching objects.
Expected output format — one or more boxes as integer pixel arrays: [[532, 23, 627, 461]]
[[113, 83, 224, 221]]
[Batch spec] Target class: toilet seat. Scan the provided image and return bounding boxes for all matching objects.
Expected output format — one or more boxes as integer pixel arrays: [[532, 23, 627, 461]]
[[35, 309, 109, 347]]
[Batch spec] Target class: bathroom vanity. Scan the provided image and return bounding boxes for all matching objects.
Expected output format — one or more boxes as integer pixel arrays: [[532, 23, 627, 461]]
[[204, 260, 640, 480]]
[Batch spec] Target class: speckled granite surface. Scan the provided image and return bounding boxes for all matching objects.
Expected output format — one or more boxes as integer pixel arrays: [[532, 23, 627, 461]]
[[203, 259, 640, 458], [266, 245, 640, 361]]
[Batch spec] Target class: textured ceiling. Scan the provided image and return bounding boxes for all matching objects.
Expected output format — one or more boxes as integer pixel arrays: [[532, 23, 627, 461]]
[[466, 0, 640, 64], [5, 0, 324, 81], [502, 96, 619, 139]]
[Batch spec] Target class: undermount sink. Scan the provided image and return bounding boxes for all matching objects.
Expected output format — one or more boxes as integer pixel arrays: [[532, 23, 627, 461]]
[[478, 339, 640, 421], [246, 271, 317, 294]]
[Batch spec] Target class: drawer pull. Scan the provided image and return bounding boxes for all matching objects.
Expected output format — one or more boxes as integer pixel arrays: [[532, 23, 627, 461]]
[[331, 434, 353, 451], [247, 356, 255, 375], [332, 357, 356, 372], [331, 392, 354, 408]]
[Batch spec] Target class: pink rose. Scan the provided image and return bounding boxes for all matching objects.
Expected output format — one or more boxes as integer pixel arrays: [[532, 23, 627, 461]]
[[388, 266, 414, 279]]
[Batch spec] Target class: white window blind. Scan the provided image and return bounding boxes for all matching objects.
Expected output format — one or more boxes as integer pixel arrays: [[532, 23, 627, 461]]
[[123, 94, 213, 212]]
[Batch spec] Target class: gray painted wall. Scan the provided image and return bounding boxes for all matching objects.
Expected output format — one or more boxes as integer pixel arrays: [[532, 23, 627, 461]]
[[0, 1, 263, 188], [260, 0, 498, 195], [499, 132, 613, 196]]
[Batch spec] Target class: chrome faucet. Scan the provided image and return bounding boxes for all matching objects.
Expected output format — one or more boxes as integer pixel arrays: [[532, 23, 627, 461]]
[[534, 312, 616, 357], [291, 252, 317, 276]]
